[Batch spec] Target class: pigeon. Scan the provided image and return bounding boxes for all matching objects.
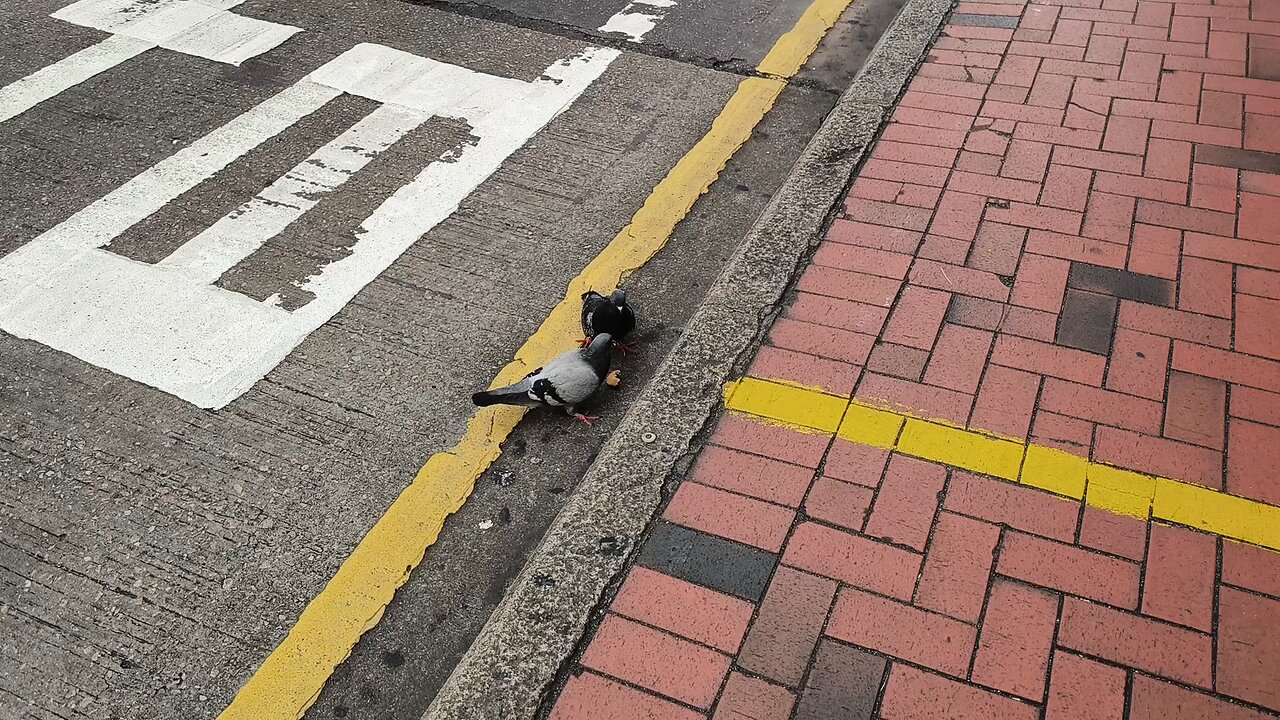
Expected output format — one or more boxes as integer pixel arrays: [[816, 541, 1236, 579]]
[[471, 334, 614, 425], [579, 289, 636, 351]]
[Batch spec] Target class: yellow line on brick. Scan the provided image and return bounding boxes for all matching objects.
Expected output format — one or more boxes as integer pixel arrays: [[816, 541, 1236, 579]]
[[219, 7, 857, 717], [724, 376, 1280, 552]]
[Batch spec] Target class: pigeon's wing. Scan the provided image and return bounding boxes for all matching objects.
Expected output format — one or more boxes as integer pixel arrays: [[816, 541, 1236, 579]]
[[617, 302, 636, 339], [580, 292, 607, 337], [536, 352, 606, 406]]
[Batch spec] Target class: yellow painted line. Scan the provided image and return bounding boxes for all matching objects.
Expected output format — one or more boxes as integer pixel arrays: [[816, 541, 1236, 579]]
[[220, 5, 855, 717], [723, 377, 847, 432], [757, 0, 852, 77], [723, 375, 1280, 552]]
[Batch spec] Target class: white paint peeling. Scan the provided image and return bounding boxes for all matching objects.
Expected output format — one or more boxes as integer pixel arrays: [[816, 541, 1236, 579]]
[[598, 0, 677, 42], [0, 43, 619, 409], [0, 0, 298, 124]]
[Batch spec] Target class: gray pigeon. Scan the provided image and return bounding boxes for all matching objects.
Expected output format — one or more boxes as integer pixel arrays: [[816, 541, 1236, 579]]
[[471, 334, 614, 424]]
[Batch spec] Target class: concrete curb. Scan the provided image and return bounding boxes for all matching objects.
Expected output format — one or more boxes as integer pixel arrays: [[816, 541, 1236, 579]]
[[422, 0, 954, 716]]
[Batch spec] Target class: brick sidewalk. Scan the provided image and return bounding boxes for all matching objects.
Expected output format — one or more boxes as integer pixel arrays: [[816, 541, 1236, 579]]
[[547, 0, 1280, 717]]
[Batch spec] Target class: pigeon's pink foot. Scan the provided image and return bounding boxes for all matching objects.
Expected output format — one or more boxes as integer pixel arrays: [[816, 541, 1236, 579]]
[[577, 337, 593, 348], [614, 341, 637, 355], [572, 413, 599, 426]]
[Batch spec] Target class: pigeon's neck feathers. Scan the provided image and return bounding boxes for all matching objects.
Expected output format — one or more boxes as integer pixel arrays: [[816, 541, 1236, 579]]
[[581, 333, 613, 375]]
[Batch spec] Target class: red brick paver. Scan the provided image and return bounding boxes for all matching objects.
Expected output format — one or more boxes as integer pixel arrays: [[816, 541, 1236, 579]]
[[547, 0, 1280, 717]]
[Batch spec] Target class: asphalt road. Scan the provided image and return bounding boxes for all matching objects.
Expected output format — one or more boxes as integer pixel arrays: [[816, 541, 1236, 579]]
[[0, 0, 904, 719]]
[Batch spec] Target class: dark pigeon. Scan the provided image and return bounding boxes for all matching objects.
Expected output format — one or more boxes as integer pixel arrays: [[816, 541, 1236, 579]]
[[580, 288, 636, 351]]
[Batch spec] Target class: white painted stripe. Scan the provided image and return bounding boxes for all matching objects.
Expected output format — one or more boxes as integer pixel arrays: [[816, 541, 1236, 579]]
[[0, 44, 619, 409], [0, 78, 341, 295], [598, 0, 677, 42], [0, 0, 298, 125], [0, 34, 152, 124], [159, 103, 429, 284]]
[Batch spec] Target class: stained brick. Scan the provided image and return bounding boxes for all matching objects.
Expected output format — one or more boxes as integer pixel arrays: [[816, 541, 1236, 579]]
[[1127, 223, 1181, 279], [782, 522, 921, 600], [1238, 267, 1280, 299], [713, 673, 794, 720], [1223, 539, 1280, 598], [1079, 505, 1149, 562], [970, 364, 1040, 439], [749, 345, 860, 396], [710, 413, 830, 469], [1057, 597, 1213, 688], [551, 672, 703, 720], [787, 292, 891, 336], [973, 579, 1058, 700], [1082, 191, 1137, 244], [845, 197, 935, 232], [865, 455, 947, 551], [1141, 523, 1216, 632], [1031, 411, 1094, 455], [1230, 385, 1280, 427], [769, 317, 876, 367], [826, 219, 923, 254], [883, 286, 951, 349], [998, 531, 1140, 609], [813, 242, 913, 279], [870, 139, 963, 168], [737, 566, 836, 687], [916, 511, 1001, 623], [1173, 341, 1280, 392], [1217, 587, 1280, 712], [944, 471, 1079, 542], [929, 191, 987, 241], [1236, 293, 1280, 361], [969, 221, 1025, 275], [1130, 674, 1277, 720], [1105, 328, 1171, 401], [1011, 253, 1070, 312], [1178, 257, 1233, 318], [911, 262, 1008, 307], [822, 440, 890, 487], [924, 324, 993, 393], [1042, 378, 1163, 434], [992, 334, 1107, 385], [947, 294, 1006, 331], [1144, 138, 1193, 182], [1042, 163, 1093, 210], [880, 665, 1038, 720], [796, 265, 902, 307], [1227, 419, 1280, 505], [1163, 370, 1226, 449], [793, 642, 886, 720], [614, 567, 755, 654], [1093, 425, 1223, 489], [1118, 302, 1233, 348], [690, 446, 814, 508], [868, 342, 929, 381], [804, 476, 874, 533], [826, 587, 977, 678], [664, 482, 795, 553], [582, 615, 731, 709], [1135, 199, 1236, 236], [1056, 288, 1119, 354], [1044, 651, 1126, 720], [986, 200, 1085, 234], [857, 373, 975, 427], [1002, 306, 1060, 341], [1002, 139, 1053, 181], [1190, 163, 1239, 212]]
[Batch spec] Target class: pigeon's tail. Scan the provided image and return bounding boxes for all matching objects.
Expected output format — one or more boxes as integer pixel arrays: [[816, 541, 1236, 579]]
[[471, 387, 527, 407]]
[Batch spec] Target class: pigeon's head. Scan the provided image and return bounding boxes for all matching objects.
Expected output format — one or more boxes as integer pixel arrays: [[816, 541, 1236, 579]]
[[585, 333, 613, 355], [609, 289, 627, 308]]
